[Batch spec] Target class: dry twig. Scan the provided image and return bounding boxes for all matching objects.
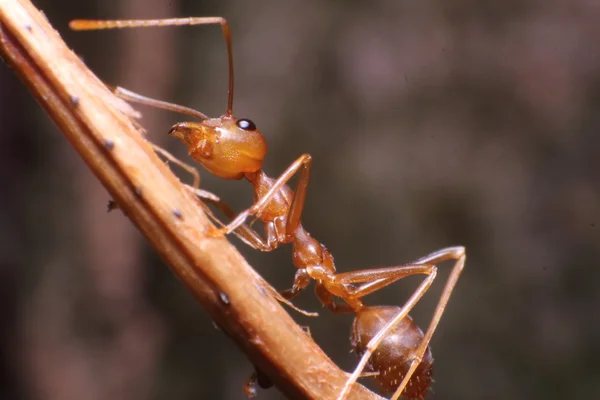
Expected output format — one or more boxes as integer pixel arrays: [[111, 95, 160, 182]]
[[0, 0, 382, 399]]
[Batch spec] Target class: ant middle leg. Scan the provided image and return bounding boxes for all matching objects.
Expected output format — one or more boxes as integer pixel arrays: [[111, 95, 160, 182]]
[[280, 269, 312, 301], [187, 186, 318, 317]]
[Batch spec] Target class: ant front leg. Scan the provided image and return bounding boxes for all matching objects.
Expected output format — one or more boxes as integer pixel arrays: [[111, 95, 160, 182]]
[[187, 186, 279, 251], [152, 144, 201, 189], [210, 154, 312, 239]]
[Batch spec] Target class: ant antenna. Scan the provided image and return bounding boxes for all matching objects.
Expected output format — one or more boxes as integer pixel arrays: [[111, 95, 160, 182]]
[[218, 19, 235, 116], [70, 17, 235, 116]]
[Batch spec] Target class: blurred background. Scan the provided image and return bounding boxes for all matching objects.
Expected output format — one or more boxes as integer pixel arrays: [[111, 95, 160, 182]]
[[1, 0, 600, 399]]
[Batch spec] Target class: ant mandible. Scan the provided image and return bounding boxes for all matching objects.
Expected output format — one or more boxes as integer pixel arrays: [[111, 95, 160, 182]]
[[70, 17, 466, 400]]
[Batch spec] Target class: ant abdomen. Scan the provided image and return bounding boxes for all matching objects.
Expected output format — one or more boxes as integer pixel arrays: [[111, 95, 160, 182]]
[[351, 306, 433, 399]]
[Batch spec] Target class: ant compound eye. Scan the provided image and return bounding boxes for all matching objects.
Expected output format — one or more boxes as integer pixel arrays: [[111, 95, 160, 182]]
[[237, 118, 257, 131]]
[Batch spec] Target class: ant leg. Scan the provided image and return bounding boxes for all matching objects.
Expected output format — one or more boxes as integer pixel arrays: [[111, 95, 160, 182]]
[[280, 269, 312, 301], [337, 270, 437, 400], [273, 269, 319, 316], [151, 144, 201, 189], [315, 283, 354, 314], [284, 155, 311, 237], [187, 185, 279, 252], [186, 187, 318, 318], [335, 247, 466, 400], [411, 245, 465, 265], [332, 264, 435, 300], [211, 154, 312, 236], [333, 246, 465, 300], [312, 261, 445, 317], [389, 249, 465, 400], [184, 186, 234, 228], [271, 288, 318, 317]]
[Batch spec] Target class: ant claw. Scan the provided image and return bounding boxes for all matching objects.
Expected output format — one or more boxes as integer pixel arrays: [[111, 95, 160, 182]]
[[208, 226, 229, 238]]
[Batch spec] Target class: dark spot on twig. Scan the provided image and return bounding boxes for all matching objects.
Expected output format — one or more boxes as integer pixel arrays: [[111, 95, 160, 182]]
[[172, 208, 183, 220], [104, 139, 115, 151], [107, 200, 118, 212], [70, 95, 79, 106], [255, 368, 274, 389], [219, 291, 231, 306], [257, 284, 268, 297], [25, 24, 32, 32], [134, 187, 143, 199]]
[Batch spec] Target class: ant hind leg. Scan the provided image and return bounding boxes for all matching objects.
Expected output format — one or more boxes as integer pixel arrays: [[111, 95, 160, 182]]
[[336, 247, 466, 400]]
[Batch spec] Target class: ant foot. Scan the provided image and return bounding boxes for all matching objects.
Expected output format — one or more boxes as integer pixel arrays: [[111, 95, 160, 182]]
[[208, 226, 229, 238]]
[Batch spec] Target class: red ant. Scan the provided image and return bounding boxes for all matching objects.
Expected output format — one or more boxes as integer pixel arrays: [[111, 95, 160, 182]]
[[70, 17, 466, 400]]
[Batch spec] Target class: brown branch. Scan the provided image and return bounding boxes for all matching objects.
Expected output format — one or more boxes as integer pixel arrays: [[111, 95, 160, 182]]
[[0, 0, 382, 399]]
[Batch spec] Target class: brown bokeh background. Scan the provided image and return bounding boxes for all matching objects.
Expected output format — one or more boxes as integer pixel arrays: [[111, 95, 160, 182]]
[[1, 0, 599, 399]]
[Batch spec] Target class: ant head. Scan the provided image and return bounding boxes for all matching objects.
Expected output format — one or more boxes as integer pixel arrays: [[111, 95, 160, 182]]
[[169, 115, 267, 180]]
